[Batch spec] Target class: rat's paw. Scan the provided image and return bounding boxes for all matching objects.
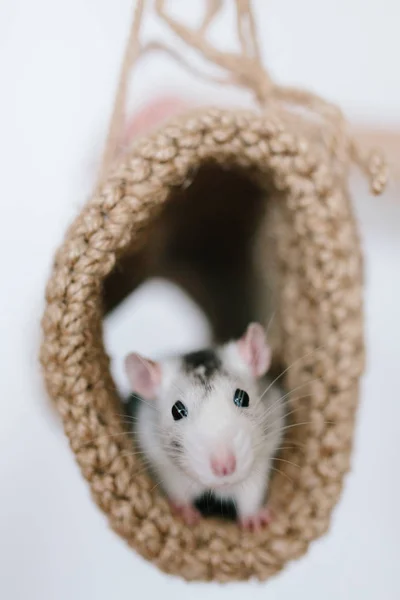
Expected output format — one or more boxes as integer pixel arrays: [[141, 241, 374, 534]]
[[240, 507, 272, 532], [170, 501, 201, 526]]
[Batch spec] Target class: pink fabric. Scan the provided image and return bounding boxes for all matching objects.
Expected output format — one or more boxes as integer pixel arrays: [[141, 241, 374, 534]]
[[123, 96, 189, 144]]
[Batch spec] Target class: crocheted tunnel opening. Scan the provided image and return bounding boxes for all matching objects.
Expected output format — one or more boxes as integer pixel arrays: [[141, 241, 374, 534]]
[[104, 163, 268, 343], [41, 108, 363, 582], [104, 163, 272, 523]]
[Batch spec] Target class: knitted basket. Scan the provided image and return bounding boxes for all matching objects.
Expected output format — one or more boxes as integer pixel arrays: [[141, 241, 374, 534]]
[[40, 0, 386, 583]]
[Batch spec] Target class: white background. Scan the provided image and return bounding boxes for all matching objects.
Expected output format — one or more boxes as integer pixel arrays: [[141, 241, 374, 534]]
[[0, 1, 399, 598]]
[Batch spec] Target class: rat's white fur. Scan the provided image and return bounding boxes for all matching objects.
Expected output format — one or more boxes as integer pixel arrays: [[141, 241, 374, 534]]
[[131, 333, 285, 522]]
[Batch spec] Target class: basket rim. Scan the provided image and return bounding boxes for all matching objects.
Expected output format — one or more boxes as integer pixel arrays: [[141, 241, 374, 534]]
[[40, 106, 363, 582]]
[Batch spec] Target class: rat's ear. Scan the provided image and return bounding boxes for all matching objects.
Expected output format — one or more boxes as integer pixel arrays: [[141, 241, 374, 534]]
[[237, 322, 271, 378], [124, 353, 161, 399]]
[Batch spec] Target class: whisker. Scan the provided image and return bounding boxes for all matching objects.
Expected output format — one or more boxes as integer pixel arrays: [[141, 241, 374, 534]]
[[114, 415, 139, 422], [149, 477, 166, 493], [231, 496, 238, 517], [72, 416, 171, 451], [276, 438, 307, 449], [254, 438, 307, 455], [114, 457, 155, 494], [116, 448, 150, 458], [73, 430, 135, 451], [115, 415, 140, 424], [274, 457, 300, 469], [129, 391, 159, 412], [276, 445, 306, 454], [261, 377, 322, 420], [259, 344, 327, 402], [265, 419, 333, 437], [252, 397, 314, 447], [265, 310, 276, 337], [130, 463, 154, 478], [117, 451, 154, 464], [258, 397, 312, 438], [269, 465, 294, 484], [262, 399, 313, 430]]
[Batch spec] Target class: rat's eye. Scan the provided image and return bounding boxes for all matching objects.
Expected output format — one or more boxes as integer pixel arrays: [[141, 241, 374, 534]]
[[172, 400, 188, 421], [233, 388, 249, 408]]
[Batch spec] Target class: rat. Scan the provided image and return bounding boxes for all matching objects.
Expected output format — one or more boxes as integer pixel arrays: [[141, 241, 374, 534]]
[[124, 322, 285, 530]]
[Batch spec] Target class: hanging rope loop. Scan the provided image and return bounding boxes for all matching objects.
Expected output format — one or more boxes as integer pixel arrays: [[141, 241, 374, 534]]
[[98, 0, 388, 195]]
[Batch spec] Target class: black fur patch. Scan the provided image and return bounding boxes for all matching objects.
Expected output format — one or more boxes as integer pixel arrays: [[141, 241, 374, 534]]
[[194, 491, 236, 520], [182, 349, 222, 383]]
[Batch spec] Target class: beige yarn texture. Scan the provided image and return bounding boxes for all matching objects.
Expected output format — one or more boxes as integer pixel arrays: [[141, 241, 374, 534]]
[[40, 0, 387, 583]]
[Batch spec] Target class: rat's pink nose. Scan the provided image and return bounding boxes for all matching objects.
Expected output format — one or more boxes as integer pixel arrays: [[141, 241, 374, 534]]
[[210, 452, 236, 477]]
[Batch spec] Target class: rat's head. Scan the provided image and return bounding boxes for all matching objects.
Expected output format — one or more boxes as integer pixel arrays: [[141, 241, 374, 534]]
[[125, 323, 271, 490]]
